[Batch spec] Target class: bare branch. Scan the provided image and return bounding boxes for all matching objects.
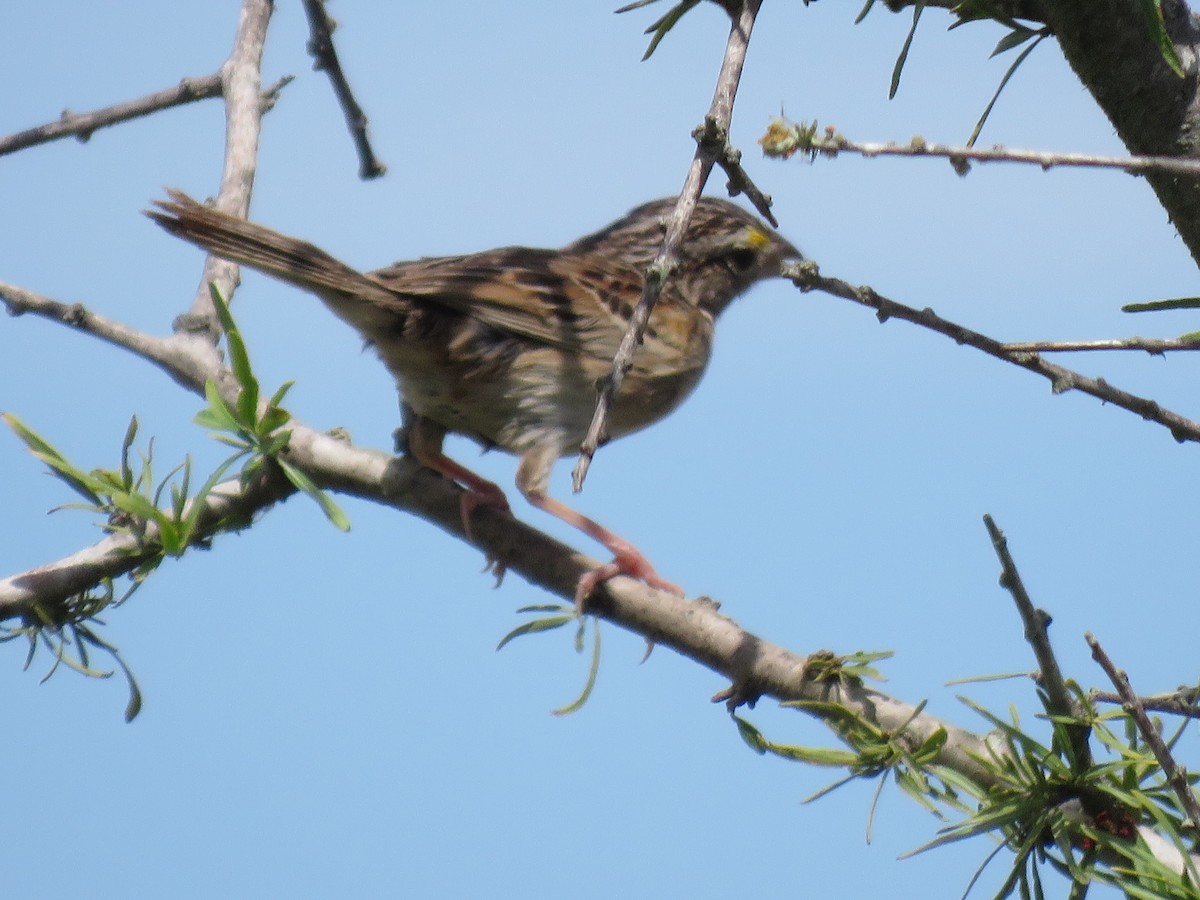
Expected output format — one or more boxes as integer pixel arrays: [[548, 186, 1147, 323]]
[[2, 410, 1000, 798], [984, 515, 1091, 768], [574, 0, 764, 493], [300, 0, 387, 179], [0, 75, 223, 158], [1003, 338, 1200, 353], [1, 280, 221, 392], [1088, 633, 1200, 841], [180, 0, 275, 335], [1091, 686, 1200, 719], [761, 121, 1200, 179], [788, 261, 1200, 445], [702, 119, 777, 226]]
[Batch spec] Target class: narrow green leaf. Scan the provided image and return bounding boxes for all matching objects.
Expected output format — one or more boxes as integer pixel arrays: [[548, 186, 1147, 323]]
[[614, 0, 660, 13], [1122, 296, 1200, 313], [4, 413, 105, 504], [854, 0, 876, 25], [889, 0, 926, 100], [267, 380, 295, 410], [1139, 0, 1185, 78], [967, 33, 1046, 148], [259, 408, 292, 434], [515, 603, 571, 615], [197, 380, 243, 434], [77, 625, 143, 722], [179, 452, 244, 545], [120, 416, 138, 490], [639, 0, 700, 61], [276, 457, 351, 531], [991, 25, 1038, 57], [733, 715, 767, 754], [208, 284, 260, 425], [552, 619, 602, 716], [495, 614, 575, 651]]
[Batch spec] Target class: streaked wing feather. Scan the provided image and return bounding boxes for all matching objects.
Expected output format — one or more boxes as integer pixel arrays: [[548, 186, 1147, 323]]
[[367, 248, 629, 360]]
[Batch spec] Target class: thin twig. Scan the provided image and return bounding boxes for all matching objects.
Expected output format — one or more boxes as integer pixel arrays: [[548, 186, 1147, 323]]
[[1, 281, 221, 390], [573, 0, 763, 493], [1091, 686, 1200, 720], [983, 515, 1091, 769], [1088, 633, 1200, 837], [0, 74, 223, 158], [759, 120, 1200, 180], [705, 121, 778, 226], [1002, 338, 1200, 353], [789, 261, 1200, 445], [300, 0, 387, 179]]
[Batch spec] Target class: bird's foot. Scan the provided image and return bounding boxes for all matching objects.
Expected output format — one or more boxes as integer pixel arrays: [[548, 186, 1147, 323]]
[[574, 537, 683, 614], [461, 486, 512, 585]]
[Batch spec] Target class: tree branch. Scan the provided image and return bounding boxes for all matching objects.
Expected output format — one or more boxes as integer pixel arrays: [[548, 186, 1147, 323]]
[[1002, 338, 1200, 353], [0, 75, 224, 158], [179, 0, 276, 335], [300, 0, 387, 179], [574, 0, 765, 492], [985, 515, 1091, 768], [2, 402, 1001, 796], [788, 260, 1200, 445], [760, 121, 1200, 180], [880, 0, 1200, 266], [1088, 633, 1200, 841]]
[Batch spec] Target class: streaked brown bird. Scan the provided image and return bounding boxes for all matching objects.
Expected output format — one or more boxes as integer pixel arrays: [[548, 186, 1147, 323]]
[[149, 191, 799, 605]]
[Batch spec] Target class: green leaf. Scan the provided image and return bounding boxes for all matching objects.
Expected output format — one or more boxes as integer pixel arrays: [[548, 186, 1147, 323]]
[[854, 0, 876, 25], [178, 451, 244, 545], [267, 379, 295, 411], [1139, 0, 1185, 78], [1122, 296, 1200, 313], [197, 379, 244, 434], [208, 284, 261, 426], [991, 25, 1039, 57], [276, 457, 351, 531], [733, 715, 768, 754], [889, 0, 926, 100], [77, 625, 143, 722], [552, 618, 602, 716], [967, 32, 1046, 148], [638, 0, 700, 61], [496, 614, 575, 651], [119, 416, 138, 490], [3, 412, 104, 505]]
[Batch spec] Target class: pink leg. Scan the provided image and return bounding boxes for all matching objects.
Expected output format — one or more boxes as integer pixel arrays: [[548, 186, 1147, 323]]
[[406, 417, 511, 581], [525, 491, 684, 611]]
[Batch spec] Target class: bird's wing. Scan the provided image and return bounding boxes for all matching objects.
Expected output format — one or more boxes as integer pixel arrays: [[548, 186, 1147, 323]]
[[368, 248, 711, 375], [369, 248, 627, 359]]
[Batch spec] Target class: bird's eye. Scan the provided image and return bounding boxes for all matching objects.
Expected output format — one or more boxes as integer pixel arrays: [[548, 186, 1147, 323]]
[[728, 247, 757, 272]]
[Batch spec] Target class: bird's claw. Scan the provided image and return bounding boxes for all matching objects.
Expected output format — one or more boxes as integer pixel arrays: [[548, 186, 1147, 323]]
[[574, 544, 684, 614]]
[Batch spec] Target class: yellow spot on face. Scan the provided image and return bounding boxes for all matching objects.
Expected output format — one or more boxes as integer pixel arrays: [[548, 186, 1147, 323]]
[[746, 227, 771, 249]]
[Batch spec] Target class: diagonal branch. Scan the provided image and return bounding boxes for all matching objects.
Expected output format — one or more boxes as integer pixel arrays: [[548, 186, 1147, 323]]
[[984, 515, 1091, 769], [1088, 634, 1200, 841], [788, 261, 1200, 445], [0, 75, 223, 158], [300, 0, 387, 179], [574, 0, 765, 492]]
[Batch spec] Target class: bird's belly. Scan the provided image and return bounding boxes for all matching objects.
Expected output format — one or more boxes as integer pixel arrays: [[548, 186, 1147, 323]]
[[391, 346, 703, 458]]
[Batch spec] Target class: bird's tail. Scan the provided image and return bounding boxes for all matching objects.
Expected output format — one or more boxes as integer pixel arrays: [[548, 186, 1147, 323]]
[[146, 190, 397, 308]]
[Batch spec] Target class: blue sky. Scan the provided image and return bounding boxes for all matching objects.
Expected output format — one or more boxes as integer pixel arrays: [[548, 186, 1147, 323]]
[[4, 3, 1198, 897]]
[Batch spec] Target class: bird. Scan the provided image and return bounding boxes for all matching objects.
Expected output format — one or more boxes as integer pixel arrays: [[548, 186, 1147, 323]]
[[148, 190, 800, 607]]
